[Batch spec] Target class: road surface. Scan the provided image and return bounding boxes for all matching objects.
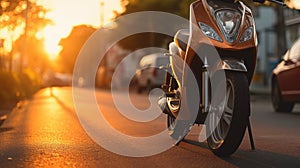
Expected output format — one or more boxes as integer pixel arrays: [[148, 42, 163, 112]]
[[0, 87, 300, 167]]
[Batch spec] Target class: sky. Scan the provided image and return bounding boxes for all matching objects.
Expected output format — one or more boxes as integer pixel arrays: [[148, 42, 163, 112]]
[[37, 0, 124, 59]]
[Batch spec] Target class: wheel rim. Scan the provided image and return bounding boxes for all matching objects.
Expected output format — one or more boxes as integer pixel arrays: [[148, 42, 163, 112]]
[[209, 80, 234, 145], [167, 97, 180, 113]]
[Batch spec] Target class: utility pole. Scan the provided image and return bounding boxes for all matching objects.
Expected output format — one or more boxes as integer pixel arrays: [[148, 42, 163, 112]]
[[100, 1, 105, 28], [9, 34, 13, 72], [0, 39, 4, 69], [275, 5, 287, 60], [99, 1, 108, 87]]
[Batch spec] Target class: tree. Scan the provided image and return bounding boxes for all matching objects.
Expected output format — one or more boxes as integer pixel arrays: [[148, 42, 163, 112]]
[[0, 0, 25, 15], [117, 0, 186, 51], [14, 34, 49, 72], [0, 0, 51, 71], [120, 0, 181, 15], [58, 25, 97, 73], [177, 0, 197, 18], [275, 4, 287, 57]]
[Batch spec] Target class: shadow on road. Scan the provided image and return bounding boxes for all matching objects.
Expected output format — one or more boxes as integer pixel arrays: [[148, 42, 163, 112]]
[[178, 138, 300, 167], [227, 149, 300, 168], [33, 87, 74, 114], [0, 127, 14, 133]]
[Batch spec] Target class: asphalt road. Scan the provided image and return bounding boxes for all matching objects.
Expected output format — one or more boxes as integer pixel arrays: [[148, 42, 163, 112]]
[[0, 87, 300, 167]]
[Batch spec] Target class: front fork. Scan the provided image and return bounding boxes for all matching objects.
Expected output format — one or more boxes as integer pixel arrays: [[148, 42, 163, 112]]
[[200, 57, 255, 150], [162, 56, 247, 115], [162, 56, 210, 114], [202, 57, 210, 113], [201, 57, 249, 113]]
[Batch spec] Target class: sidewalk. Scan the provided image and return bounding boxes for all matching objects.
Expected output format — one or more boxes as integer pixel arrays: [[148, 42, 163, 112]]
[[250, 83, 270, 95], [0, 101, 19, 126]]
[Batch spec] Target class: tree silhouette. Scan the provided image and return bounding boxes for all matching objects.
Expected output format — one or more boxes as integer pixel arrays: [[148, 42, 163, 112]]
[[58, 25, 96, 73], [117, 0, 185, 50], [0, 0, 52, 71]]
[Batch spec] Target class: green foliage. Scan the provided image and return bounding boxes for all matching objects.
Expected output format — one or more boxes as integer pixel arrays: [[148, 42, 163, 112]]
[[0, 0, 51, 31], [0, 71, 19, 102], [0, 0, 25, 16], [14, 34, 49, 71], [117, 0, 198, 50], [120, 0, 199, 19], [121, 0, 181, 14], [0, 0, 52, 72], [177, 0, 197, 18], [0, 69, 42, 103], [17, 68, 42, 99]]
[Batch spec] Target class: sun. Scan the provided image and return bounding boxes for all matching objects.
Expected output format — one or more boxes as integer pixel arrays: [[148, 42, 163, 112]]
[[38, 0, 124, 60], [44, 39, 61, 60], [41, 24, 68, 60]]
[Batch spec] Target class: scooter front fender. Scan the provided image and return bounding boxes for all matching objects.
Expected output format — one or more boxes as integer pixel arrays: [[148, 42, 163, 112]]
[[218, 59, 247, 72]]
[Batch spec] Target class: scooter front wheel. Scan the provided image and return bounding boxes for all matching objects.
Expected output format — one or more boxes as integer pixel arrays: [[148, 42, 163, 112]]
[[206, 71, 249, 157]]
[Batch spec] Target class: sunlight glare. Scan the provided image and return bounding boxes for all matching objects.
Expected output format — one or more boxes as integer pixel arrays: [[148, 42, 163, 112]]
[[38, 0, 124, 57]]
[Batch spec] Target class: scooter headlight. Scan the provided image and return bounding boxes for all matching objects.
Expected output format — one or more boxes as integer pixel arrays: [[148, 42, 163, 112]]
[[199, 22, 222, 42], [215, 9, 241, 43], [239, 27, 253, 43]]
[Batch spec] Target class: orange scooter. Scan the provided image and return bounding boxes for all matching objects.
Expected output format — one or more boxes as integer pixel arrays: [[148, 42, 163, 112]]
[[159, 0, 285, 156]]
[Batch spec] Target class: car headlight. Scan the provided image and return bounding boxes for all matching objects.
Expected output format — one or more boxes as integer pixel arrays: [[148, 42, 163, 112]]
[[199, 22, 222, 42], [215, 9, 241, 43], [239, 27, 253, 43]]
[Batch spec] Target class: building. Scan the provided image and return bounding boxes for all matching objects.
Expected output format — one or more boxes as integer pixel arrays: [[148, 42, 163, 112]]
[[284, 8, 300, 46], [251, 6, 277, 89], [251, 6, 300, 92]]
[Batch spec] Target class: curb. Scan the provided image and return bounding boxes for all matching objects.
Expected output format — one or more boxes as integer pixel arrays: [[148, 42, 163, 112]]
[[0, 100, 28, 127]]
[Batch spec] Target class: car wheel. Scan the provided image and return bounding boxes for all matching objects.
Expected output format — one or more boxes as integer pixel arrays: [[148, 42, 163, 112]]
[[271, 79, 294, 112]]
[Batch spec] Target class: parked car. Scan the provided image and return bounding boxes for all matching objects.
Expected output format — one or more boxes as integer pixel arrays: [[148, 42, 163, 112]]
[[271, 37, 300, 112], [135, 53, 169, 93]]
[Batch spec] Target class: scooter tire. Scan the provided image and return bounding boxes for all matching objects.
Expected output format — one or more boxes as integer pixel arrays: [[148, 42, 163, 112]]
[[206, 71, 249, 157]]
